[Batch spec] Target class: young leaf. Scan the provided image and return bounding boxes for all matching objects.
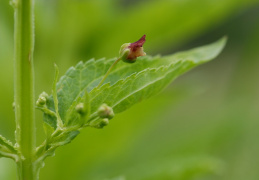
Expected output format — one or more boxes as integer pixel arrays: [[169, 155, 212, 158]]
[[41, 37, 226, 129], [0, 135, 18, 160], [41, 64, 90, 130], [36, 129, 80, 162]]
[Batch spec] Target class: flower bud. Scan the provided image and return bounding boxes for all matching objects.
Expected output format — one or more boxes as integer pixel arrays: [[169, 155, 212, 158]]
[[36, 91, 49, 106], [98, 118, 109, 128], [39, 91, 49, 99], [75, 103, 87, 115], [98, 103, 114, 120], [36, 96, 47, 106], [9, 0, 17, 8], [119, 35, 146, 63], [89, 118, 110, 129]]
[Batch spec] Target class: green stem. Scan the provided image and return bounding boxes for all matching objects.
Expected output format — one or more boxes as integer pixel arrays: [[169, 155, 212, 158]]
[[14, 0, 37, 179], [97, 57, 121, 88]]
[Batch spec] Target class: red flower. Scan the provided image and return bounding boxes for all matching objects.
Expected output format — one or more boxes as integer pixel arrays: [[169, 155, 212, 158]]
[[119, 35, 146, 63]]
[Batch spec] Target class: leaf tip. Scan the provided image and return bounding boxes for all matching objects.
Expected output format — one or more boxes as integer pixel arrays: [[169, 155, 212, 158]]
[[218, 36, 227, 48]]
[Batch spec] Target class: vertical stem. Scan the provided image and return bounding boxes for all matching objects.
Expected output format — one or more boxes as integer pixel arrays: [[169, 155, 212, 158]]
[[14, 0, 36, 179]]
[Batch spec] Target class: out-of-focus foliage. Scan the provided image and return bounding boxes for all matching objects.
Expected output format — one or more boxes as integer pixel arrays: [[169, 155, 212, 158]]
[[0, 0, 259, 180]]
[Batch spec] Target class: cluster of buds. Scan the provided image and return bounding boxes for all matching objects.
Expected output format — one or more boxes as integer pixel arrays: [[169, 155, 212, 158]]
[[119, 35, 146, 63], [90, 103, 115, 128], [36, 92, 49, 107], [98, 103, 114, 120]]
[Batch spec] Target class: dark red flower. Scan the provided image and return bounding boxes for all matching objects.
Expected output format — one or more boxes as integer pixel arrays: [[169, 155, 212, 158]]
[[119, 35, 146, 63]]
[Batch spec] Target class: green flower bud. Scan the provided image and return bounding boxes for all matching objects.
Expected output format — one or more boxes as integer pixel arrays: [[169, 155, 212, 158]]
[[36, 91, 49, 106], [39, 91, 49, 99], [89, 118, 110, 129], [9, 0, 17, 8], [98, 103, 114, 120], [98, 118, 109, 128], [119, 35, 146, 63], [75, 103, 87, 115], [36, 96, 47, 106]]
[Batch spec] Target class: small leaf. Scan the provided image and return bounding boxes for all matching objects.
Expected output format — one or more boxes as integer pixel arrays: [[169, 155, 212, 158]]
[[42, 37, 226, 128], [65, 91, 90, 128], [0, 135, 18, 160], [36, 130, 79, 162], [43, 122, 55, 139], [41, 64, 91, 129], [53, 64, 63, 127], [49, 130, 79, 147]]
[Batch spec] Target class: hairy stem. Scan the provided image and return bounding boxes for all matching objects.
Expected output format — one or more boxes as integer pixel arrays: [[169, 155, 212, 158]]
[[14, 0, 37, 179]]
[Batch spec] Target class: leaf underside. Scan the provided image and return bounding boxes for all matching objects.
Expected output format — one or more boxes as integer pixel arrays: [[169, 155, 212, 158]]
[[42, 37, 226, 129]]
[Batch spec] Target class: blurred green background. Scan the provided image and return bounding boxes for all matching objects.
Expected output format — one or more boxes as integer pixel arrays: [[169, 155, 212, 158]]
[[1, 0, 259, 179]]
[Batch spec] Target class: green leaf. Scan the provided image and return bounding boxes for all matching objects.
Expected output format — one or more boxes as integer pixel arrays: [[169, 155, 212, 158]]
[[52, 64, 63, 128], [49, 130, 79, 147], [0, 135, 18, 160], [36, 130, 79, 163], [42, 64, 90, 129], [65, 92, 90, 128], [43, 122, 55, 139], [34, 129, 79, 175], [42, 37, 226, 128], [89, 37, 226, 117]]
